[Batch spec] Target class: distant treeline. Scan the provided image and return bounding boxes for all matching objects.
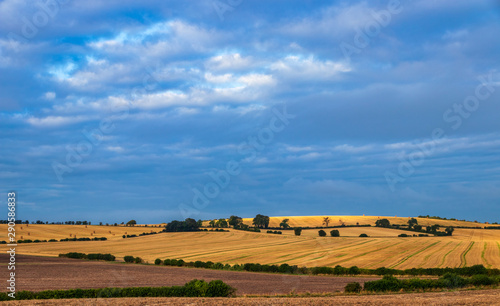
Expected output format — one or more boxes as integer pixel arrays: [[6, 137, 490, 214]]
[[18, 237, 107, 243], [59, 252, 115, 261]]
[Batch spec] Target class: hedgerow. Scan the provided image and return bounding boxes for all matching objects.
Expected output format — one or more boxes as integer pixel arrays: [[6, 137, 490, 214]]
[[0, 280, 235, 300]]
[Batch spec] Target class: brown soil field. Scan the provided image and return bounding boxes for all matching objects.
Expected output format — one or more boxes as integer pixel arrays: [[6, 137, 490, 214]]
[[0, 255, 379, 295], [1, 290, 500, 305]]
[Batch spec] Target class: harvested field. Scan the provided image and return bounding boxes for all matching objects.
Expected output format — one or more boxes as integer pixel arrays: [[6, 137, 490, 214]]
[[0, 225, 160, 242], [236, 215, 490, 228], [3, 227, 499, 269], [2, 290, 500, 305], [0, 255, 379, 295]]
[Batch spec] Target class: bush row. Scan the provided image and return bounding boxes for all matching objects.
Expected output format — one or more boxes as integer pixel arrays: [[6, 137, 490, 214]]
[[59, 252, 116, 261], [363, 273, 500, 292], [234, 227, 261, 232], [18, 237, 107, 243], [153, 257, 500, 277], [266, 230, 282, 234], [123, 232, 160, 238], [398, 233, 429, 237], [124, 256, 143, 263], [0, 279, 235, 300]]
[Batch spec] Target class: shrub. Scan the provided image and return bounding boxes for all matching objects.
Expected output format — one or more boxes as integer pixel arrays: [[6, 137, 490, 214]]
[[194, 261, 206, 268], [398, 234, 409, 237], [330, 229, 340, 237], [359, 233, 368, 237], [155, 258, 162, 265], [124, 256, 135, 263], [163, 259, 171, 266], [134, 257, 143, 264], [206, 280, 236, 297], [364, 275, 402, 292], [213, 262, 224, 270], [439, 273, 467, 289], [294, 227, 302, 236], [318, 230, 326, 237], [349, 266, 361, 275], [344, 282, 362, 293], [470, 274, 495, 286]]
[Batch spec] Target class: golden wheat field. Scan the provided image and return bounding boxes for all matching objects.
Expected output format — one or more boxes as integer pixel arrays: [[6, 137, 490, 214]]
[[0, 224, 162, 241], [1, 216, 499, 270]]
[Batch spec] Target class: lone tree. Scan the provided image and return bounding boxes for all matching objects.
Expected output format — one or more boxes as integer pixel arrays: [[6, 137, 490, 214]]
[[375, 218, 391, 228], [318, 230, 327, 237], [228, 215, 243, 228], [252, 214, 270, 229], [323, 217, 331, 227], [330, 229, 340, 237], [280, 218, 290, 229], [126, 220, 137, 226], [445, 226, 454, 236], [294, 227, 302, 236], [408, 218, 418, 229]]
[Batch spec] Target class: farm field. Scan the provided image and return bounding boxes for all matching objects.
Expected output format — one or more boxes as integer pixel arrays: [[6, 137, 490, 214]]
[[0, 224, 162, 242], [0, 254, 379, 295], [238, 215, 491, 228], [2, 225, 499, 270], [5, 290, 499, 306]]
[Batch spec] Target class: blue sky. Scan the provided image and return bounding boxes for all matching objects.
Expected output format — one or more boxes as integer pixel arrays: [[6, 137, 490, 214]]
[[1, 0, 500, 223]]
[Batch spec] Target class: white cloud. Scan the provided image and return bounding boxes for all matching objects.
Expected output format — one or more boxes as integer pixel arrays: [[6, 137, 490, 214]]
[[44, 92, 56, 100], [271, 55, 350, 80]]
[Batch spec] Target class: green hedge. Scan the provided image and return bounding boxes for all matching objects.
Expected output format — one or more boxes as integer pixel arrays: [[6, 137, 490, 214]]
[[0, 279, 235, 300], [59, 252, 115, 261], [363, 273, 500, 292]]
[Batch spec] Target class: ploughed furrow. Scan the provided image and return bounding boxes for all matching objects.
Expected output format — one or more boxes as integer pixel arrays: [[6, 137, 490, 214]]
[[418, 241, 451, 268], [389, 241, 440, 269], [438, 241, 463, 268]]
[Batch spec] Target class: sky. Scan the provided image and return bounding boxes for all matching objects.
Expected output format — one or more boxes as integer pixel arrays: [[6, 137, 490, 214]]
[[1, 0, 500, 224]]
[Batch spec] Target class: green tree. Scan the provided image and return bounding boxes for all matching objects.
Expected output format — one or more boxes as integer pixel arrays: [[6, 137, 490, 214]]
[[408, 218, 418, 229], [252, 214, 270, 229], [414, 225, 423, 231], [318, 230, 326, 237], [217, 218, 228, 228], [445, 226, 454, 236], [280, 218, 290, 229], [294, 227, 302, 236], [330, 229, 340, 237], [228, 215, 243, 228], [375, 219, 391, 228], [126, 220, 137, 226], [209, 220, 216, 228], [323, 217, 331, 227]]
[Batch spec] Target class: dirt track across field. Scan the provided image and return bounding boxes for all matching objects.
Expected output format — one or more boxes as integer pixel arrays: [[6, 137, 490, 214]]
[[0, 254, 379, 295], [2, 290, 500, 305]]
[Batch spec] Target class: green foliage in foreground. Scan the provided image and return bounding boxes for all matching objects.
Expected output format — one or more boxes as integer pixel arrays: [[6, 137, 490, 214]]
[[362, 273, 500, 292], [0, 279, 235, 300]]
